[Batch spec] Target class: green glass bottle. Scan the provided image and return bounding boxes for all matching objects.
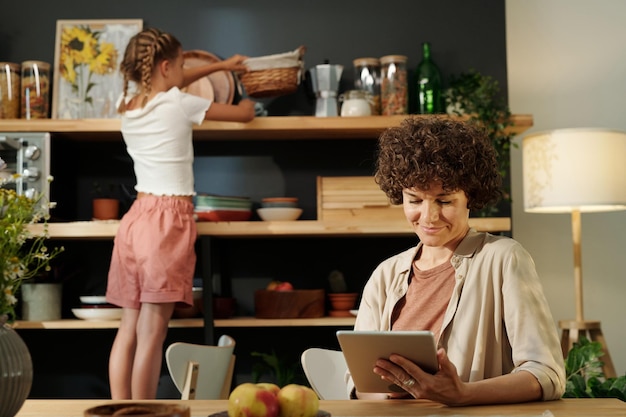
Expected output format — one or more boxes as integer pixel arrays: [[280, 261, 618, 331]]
[[415, 42, 443, 114]]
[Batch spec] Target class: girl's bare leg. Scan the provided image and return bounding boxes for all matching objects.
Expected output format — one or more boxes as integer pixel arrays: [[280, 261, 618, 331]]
[[131, 302, 175, 399], [109, 308, 140, 399]]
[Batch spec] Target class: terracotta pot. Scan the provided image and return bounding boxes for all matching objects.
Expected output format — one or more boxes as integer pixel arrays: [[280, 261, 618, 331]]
[[92, 198, 119, 220], [213, 297, 236, 319], [328, 292, 358, 311]]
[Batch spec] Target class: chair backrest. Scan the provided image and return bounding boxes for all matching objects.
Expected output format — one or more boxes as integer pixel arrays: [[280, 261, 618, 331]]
[[165, 334, 236, 399], [301, 347, 350, 400]]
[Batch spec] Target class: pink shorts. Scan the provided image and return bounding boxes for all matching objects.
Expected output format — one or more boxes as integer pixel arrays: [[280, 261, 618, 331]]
[[106, 195, 197, 309]]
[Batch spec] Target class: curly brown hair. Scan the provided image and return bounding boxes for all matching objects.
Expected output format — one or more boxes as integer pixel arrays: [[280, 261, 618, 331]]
[[374, 116, 502, 210], [117, 27, 182, 112]]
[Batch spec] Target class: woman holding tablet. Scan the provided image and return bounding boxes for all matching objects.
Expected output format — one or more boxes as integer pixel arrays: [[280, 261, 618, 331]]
[[350, 117, 565, 405]]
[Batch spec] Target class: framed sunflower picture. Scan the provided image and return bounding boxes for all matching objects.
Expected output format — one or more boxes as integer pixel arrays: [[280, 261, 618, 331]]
[[52, 19, 143, 119]]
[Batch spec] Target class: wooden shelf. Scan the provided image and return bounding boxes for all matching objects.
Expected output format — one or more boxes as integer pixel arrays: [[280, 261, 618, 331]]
[[29, 217, 511, 239], [11, 316, 356, 330], [0, 114, 533, 140]]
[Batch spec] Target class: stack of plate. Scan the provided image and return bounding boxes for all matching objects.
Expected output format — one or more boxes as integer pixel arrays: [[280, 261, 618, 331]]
[[72, 296, 122, 321], [195, 194, 252, 222]]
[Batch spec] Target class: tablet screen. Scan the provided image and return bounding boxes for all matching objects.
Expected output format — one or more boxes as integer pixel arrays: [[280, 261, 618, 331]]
[[336, 330, 438, 393]]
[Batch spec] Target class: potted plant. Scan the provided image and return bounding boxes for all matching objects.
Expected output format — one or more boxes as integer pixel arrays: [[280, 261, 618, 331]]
[[563, 336, 626, 401], [327, 270, 358, 316], [0, 166, 64, 321], [444, 69, 515, 218], [91, 181, 120, 220], [0, 160, 63, 416]]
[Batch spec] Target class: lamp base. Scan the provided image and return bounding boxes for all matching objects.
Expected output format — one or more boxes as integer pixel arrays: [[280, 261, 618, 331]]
[[559, 320, 616, 378]]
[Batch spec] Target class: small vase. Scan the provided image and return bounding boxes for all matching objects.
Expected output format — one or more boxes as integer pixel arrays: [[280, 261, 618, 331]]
[[20, 282, 62, 321], [0, 315, 33, 417], [92, 198, 119, 220]]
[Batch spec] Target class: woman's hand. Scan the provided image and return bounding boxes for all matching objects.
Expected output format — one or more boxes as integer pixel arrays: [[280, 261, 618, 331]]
[[374, 348, 469, 405]]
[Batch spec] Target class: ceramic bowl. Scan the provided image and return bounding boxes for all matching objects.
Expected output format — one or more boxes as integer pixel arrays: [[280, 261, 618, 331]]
[[173, 287, 203, 318], [257, 207, 303, 221], [72, 308, 123, 321], [79, 295, 108, 304], [261, 197, 299, 208]]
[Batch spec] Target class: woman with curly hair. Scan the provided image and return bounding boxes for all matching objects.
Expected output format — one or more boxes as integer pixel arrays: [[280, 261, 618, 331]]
[[349, 117, 565, 405]]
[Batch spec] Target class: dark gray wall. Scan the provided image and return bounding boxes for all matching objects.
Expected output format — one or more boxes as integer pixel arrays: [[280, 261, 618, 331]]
[[0, 0, 507, 114], [5, 0, 508, 399]]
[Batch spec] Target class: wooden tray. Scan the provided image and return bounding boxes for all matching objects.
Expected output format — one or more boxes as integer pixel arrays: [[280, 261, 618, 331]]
[[254, 289, 325, 318]]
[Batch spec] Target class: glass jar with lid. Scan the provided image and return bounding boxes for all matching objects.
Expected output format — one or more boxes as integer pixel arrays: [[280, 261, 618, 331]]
[[339, 90, 372, 117], [380, 55, 408, 115], [21, 60, 50, 119], [353, 57, 381, 115], [0, 62, 21, 118]]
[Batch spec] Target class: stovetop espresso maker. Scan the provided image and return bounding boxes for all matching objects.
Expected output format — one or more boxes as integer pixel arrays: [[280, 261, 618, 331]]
[[309, 63, 343, 117]]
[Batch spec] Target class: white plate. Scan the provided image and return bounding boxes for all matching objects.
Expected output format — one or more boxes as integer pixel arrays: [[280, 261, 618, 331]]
[[350, 310, 358, 316], [72, 308, 122, 321], [79, 295, 108, 304]]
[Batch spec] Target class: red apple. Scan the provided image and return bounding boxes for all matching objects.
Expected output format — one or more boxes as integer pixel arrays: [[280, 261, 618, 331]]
[[274, 282, 294, 291], [228, 383, 280, 417], [277, 384, 319, 417], [256, 382, 280, 396]]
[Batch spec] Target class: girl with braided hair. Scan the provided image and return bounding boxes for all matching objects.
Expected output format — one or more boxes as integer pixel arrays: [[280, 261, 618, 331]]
[[105, 27, 255, 399]]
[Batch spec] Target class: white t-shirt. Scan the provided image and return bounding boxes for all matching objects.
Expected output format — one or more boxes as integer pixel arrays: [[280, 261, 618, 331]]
[[120, 87, 211, 196]]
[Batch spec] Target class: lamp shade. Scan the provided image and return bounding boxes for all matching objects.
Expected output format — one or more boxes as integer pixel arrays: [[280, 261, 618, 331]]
[[523, 128, 626, 213]]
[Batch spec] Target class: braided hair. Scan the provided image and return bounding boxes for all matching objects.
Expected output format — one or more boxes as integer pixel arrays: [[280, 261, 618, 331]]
[[117, 27, 182, 113]]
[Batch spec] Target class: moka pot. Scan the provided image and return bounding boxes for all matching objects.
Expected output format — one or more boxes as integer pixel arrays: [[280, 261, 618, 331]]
[[309, 64, 344, 117]]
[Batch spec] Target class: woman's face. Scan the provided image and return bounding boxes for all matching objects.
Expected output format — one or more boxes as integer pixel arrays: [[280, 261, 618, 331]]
[[402, 183, 470, 250]]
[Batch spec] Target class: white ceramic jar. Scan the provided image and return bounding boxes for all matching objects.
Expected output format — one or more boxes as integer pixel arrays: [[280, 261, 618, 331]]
[[339, 90, 372, 117]]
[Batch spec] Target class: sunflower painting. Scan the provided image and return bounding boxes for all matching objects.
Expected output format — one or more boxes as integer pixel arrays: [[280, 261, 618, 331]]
[[52, 19, 142, 119]]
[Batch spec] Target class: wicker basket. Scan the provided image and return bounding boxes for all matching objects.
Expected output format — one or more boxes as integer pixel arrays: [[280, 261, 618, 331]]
[[240, 46, 306, 98]]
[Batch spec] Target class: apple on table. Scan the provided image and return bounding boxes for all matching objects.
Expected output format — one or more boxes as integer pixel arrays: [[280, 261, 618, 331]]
[[228, 382, 319, 417]]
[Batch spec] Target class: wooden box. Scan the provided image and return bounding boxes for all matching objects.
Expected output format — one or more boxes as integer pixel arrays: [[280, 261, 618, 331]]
[[316, 176, 403, 221], [254, 289, 325, 318]]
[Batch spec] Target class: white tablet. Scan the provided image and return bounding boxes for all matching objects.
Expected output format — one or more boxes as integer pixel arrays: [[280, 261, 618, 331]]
[[336, 330, 438, 393]]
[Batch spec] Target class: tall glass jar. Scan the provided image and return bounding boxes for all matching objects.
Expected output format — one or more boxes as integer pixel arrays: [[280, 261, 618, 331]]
[[353, 57, 381, 115], [0, 62, 21, 119], [380, 55, 408, 115], [21, 60, 50, 119]]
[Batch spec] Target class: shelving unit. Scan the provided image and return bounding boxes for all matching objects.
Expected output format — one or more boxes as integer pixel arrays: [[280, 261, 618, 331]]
[[11, 114, 532, 332], [13, 316, 356, 330], [1, 114, 532, 140]]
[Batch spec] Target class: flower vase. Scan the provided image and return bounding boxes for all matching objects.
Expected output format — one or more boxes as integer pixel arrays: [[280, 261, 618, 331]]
[[0, 315, 33, 417]]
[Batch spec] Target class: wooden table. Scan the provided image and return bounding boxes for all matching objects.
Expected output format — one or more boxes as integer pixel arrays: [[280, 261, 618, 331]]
[[15, 398, 626, 417]]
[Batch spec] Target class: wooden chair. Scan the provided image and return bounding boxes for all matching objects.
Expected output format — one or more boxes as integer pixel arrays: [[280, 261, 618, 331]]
[[165, 335, 236, 399], [301, 347, 350, 400]]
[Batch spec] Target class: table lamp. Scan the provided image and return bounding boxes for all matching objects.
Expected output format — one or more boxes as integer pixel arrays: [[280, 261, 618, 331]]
[[522, 128, 626, 379]]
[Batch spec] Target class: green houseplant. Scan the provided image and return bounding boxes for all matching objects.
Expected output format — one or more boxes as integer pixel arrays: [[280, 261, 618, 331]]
[[563, 336, 626, 401], [0, 163, 64, 321], [444, 69, 515, 217]]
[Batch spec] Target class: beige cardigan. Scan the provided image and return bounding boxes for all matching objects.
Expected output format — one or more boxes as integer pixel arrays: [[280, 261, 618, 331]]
[[350, 229, 566, 401]]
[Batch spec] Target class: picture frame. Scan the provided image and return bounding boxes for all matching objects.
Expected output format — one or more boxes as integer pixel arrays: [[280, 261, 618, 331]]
[[52, 19, 143, 119]]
